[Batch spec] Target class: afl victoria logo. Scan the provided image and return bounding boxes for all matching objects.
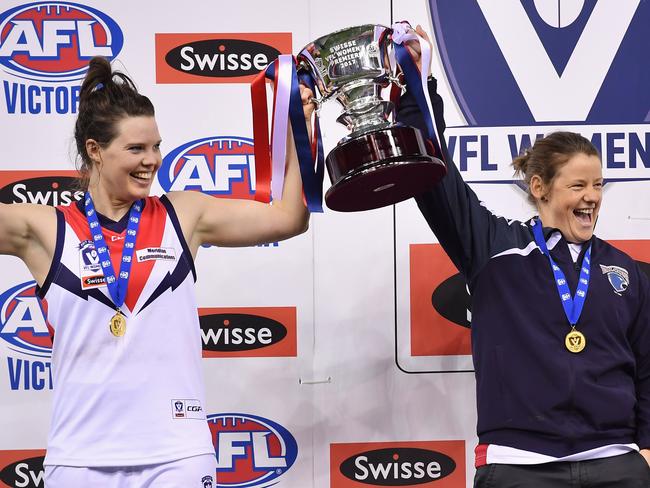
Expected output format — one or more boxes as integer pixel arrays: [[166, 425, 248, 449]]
[[0, 281, 51, 358], [340, 447, 456, 485], [200, 313, 287, 352], [207, 413, 298, 488], [430, 0, 650, 124], [0, 175, 83, 205], [159, 136, 256, 198], [0, 455, 44, 487], [165, 39, 280, 77], [0, 1, 123, 82]]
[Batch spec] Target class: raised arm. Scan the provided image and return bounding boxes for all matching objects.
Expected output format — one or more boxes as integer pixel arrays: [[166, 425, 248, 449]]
[[0, 202, 58, 285], [400, 25, 520, 285], [167, 85, 313, 257]]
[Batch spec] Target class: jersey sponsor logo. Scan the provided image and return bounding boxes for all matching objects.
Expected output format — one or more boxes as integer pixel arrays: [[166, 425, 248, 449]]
[[0, 450, 45, 488], [0, 171, 82, 205], [199, 307, 296, 358], [202, 475, 214, 488], [78, 239, 105, 289], [330, 441, 465, 487], [207, 412, 297, 488], [158, 136, 256, 199], [155, 33, 292, 84], [135, 246, 176, 263], [171, 399, 204, 420], [428, 1, 650, 185]]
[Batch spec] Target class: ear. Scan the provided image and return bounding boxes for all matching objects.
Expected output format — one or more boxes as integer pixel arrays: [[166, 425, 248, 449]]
[[85, 139, 102, 164], [529, 175, 547, 202]]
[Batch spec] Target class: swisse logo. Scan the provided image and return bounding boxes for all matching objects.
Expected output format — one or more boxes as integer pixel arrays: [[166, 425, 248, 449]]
[[159, 136, 256, 199], [199, 307, 296, 358], [207, 413, 298, 488], [0, 175, 83, 205], [0, 1, 123, 82], [156, 33, 291, 84], [165, 39, 279, 78], [200, 313, 286, 352], [431, 273, 471, 329], [341, 448, 455, 485], [0, 455, 44, 487]]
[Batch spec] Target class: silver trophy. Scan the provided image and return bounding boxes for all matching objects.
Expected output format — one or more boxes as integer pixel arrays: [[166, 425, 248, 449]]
[[298, 24, 445, 212]]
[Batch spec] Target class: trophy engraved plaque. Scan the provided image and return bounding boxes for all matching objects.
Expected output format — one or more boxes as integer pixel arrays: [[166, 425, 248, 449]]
[[298, 24, 446, 212]]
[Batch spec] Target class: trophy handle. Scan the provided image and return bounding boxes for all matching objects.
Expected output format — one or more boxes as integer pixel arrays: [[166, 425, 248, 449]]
[[387, 73, 406, 95]]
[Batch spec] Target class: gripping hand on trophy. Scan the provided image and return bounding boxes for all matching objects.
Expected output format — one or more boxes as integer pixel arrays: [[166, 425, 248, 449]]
[[403, 24, 432, 78]]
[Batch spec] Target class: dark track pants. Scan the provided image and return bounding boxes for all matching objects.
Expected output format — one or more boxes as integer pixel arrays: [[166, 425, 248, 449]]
[[474, 451, 650, 488]]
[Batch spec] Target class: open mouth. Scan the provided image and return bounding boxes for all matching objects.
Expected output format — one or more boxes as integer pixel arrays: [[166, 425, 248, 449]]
[[130, 171, 153, 182], [573, 208, 593, 226]]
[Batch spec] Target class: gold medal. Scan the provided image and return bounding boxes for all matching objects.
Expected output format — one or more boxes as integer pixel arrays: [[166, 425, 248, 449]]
[[110, 312, 126, 337], [565, 328, 586, 353]]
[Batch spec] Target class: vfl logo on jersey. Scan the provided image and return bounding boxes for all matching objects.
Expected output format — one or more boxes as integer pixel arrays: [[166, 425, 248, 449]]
[[0, 172, 83, 205], [159, 136, 256, 199], [0, 1, 123, 82], [171, 399, 204, 419], [0, 450, 45, 488], [155, 33, 292, 84], [199, 307, 297, 358], [430, 0, 649, 125], [330, 441, 465, 487], [0, 281, 51, 358], [78, 239, 105, 289], [208, 413, 297, 488], [600, 264, 630, 295]]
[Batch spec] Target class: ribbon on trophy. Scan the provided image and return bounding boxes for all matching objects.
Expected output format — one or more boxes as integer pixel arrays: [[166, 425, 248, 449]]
[[251, 54, 324, 212], [390, 21, 446, 162]]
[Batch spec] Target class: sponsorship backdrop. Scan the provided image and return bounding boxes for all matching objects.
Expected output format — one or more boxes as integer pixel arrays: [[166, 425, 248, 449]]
[[0, 1, 648, 487]]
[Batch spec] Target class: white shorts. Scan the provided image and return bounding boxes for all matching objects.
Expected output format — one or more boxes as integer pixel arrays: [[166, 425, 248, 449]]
[[44, 454, 217, 488]]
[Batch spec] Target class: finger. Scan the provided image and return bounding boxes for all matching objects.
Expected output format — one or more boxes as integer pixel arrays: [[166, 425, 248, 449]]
[[415, 24, 432, 45]]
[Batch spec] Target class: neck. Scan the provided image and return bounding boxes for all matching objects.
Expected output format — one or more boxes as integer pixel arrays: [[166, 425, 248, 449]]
[[87, 185, 136, 222]]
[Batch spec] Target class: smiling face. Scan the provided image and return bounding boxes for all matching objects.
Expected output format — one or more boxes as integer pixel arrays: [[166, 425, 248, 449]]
[[86, 116, 162, 205], [532, 152, 603, 243]]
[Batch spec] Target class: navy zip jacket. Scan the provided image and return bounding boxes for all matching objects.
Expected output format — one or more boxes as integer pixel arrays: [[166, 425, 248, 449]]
[[398, 78, 650, 457]]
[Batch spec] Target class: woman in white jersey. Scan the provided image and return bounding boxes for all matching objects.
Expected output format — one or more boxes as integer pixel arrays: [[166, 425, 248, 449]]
[[0, 57, 311, 487]]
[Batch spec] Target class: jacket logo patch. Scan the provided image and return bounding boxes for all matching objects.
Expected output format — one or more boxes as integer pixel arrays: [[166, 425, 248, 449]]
[[599, 264, 630, 295]]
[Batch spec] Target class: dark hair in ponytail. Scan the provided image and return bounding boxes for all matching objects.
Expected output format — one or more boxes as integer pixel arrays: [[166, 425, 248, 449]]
[[512, 131, 600, 204], [74, 57, 155, 189]]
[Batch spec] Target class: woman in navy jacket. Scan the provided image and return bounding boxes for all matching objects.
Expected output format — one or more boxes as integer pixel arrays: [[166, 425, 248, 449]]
[[400, 25, 650, 487]]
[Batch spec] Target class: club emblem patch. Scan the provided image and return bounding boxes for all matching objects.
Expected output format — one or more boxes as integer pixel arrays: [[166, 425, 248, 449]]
[[599, 264, 630, 295]]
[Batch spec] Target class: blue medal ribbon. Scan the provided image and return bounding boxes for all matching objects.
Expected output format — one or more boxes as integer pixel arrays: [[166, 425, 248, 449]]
[[84, 192, 143, 311], [532, 219, 591, 327]]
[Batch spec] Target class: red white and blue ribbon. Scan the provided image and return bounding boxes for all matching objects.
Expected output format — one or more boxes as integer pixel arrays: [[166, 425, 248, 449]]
[[251, 55, 323, 212], [391, 21, 445, 161]]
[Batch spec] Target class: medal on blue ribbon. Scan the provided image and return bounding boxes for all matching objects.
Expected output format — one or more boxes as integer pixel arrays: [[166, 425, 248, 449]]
[[533, 220, 591, 353], [84, 192, 143, 337]]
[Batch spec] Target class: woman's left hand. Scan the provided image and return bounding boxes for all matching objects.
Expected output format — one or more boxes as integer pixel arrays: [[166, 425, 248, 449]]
[[299, 83, 316, 122]]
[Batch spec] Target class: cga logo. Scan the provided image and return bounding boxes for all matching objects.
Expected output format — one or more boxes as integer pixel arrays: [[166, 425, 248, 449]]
[[0, 174, 83, 205], [0, 281, 51, 358], [208, 413, 297, 488], [159, 136, 256, 199], [0, 1, 123, 82]]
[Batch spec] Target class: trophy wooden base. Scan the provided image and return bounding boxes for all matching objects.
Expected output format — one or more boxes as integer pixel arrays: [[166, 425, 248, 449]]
[[324, 125, 446, 212]]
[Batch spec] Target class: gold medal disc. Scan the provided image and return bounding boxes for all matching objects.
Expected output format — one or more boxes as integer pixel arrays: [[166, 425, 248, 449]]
[[110, 312, 127, 337], [565, 329, 586, 353]]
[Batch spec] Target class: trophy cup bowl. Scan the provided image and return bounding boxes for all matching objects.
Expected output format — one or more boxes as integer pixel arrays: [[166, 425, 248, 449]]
[[298, 24, 446, 212]]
